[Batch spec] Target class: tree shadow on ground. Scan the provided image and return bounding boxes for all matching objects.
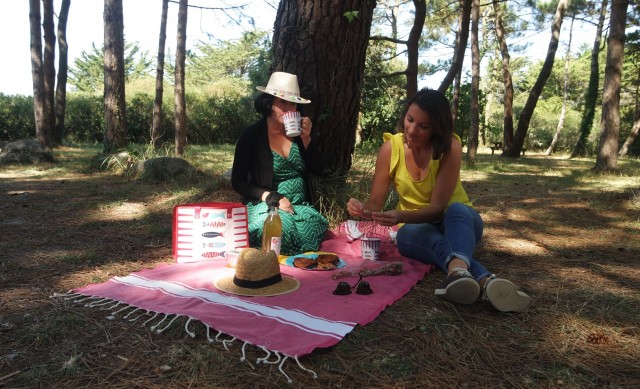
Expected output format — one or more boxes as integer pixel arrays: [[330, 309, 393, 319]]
[[1, 150, 639, 388]]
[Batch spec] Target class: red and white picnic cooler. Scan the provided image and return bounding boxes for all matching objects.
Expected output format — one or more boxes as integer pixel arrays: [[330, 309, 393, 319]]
[[172, 202, 249, 262]]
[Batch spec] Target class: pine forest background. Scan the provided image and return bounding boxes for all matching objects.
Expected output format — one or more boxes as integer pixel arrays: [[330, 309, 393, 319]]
[[2, 0, 639, 167]]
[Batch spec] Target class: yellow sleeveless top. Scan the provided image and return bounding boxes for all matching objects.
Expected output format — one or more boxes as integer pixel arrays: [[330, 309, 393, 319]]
[[384, 132, 472, 212]]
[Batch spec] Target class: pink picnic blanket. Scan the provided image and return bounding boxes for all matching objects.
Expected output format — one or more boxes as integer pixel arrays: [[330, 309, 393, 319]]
[[72, 222, 431, 358]]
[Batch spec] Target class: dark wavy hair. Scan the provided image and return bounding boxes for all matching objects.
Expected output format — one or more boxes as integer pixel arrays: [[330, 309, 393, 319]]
[[254, 94, 303, 119], [254, 93, 275, 118], [395, 88, 453, 160]]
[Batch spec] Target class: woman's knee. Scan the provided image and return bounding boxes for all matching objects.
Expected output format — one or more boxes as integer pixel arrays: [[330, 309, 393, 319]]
[[443, 202, 468, 223], [446, 202, 481, 222], [446, 202, 470, 216], [444, 202, 483, 240]]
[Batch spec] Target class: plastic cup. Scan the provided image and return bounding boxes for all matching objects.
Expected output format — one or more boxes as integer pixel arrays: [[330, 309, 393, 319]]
[[283, 111, 301, 137], [361, 237, 381, 260]]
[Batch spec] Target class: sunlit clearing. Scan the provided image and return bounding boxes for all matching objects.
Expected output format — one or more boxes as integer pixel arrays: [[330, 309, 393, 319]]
[[91, 201, 149, 221], [581, 171, 639, 192], [497, 237, 548, 256], [542, 169, 564, 177], [461, 171, 490, 182]]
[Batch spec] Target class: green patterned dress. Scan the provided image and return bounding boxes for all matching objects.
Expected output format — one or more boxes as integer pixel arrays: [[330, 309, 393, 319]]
[[246, 142, 328, 255]]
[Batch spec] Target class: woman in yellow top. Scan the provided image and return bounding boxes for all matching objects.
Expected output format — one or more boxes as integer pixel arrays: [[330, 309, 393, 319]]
[[347, 88, 530, 312]]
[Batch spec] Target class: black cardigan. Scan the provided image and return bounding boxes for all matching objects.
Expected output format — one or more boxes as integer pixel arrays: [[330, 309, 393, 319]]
[[231, 118, 326, 206]]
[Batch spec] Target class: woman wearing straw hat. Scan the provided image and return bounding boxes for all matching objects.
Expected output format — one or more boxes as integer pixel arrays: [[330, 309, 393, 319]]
[[231, 72, 328, 255]]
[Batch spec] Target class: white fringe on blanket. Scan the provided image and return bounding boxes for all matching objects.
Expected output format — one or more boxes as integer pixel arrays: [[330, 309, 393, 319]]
[[52, 292, 318, 384]]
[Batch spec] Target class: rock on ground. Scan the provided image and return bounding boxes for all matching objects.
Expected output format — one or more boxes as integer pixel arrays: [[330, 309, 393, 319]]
[[129, 156, 199, 181], [0, 139, 55, 164]]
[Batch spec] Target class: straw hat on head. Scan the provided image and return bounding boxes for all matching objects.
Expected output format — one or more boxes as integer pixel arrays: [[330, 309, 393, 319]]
[[214, 248, 300, 296], [256, 72, 311, 104]]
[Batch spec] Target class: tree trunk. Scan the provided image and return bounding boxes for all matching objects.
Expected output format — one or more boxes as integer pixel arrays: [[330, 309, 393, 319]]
[[545, 15, 574, 156], [29, 0, 46, 147], [438, 0, 472, 93], [493, 0, 514, 152], [41, 0, 56, 148], [595, 0, 629, 171], [390, 0, 400, 56], [506, 0, 569, 158], [174, 0, 188, 157], [405, 0, 426, 98], [103, 0, 128, 153], [271, 0, 376, 175], [452, 68, 462, 134], [152, 0, 169, 149], [467, 0, 480, 162], [571, 0, 608, 158], [618, 85, 639, 157], [54, 0, 71, 145], [451, 7, 465, 138]]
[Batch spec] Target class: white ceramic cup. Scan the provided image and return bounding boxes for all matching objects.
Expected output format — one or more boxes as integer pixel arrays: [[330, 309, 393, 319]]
[[283, 111, 301, 137], [361, 237, 381, 261]]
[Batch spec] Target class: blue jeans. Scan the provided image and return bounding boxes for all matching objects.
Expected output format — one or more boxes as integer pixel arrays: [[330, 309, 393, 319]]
[[396, 202, 490, 282]]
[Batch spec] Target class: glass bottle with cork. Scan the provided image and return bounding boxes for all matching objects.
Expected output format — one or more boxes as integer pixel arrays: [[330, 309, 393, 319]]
[[262, 201, 282, 256]]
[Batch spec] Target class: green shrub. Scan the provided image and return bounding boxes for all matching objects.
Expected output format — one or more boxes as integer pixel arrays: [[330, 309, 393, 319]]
[[0, 86, 255, 146], [0, 93, 35, 141], [64, 94, 104, 142], [360, 40, 406, 145], [187, 93, 255, 144], [127, 93, 152, 143]]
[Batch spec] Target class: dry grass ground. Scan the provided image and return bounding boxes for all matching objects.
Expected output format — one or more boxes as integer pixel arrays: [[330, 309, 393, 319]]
[[1, 145, 639, 388]]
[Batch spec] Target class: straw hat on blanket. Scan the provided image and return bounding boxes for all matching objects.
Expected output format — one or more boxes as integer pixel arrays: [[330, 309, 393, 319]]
[[214, 248, 300, 297], [256, 72, 311, 104]]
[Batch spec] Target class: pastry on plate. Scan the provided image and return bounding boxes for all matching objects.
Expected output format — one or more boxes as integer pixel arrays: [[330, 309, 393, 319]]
[[293, 256, 316, 269], [315, 253, 338, 269]]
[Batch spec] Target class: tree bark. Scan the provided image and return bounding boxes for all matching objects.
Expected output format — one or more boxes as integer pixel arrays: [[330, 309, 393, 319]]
[[42, 0, 56, 148], [452, 68, 462, 134], [271, 0, 376, 175], [451, 6, 466, 138], [54, 0, 71, 145], [174, 0, 188, 157], [467, 0, 480, 162], [389, 0, 400, 56], [595, 0, 629, 171], [506, 0, 569, 158], [152, 0, 169, 149], [405, 0, 426, 98], [571, 0, 607, 158], [545, 15, 574, 156], [368, 1, 424, 100], [29, 0, 46, 147], [103, 0, 128, 153], [493, 0, 514, 152], [438, 0, 472, 94], [618, 83, 639, 157]]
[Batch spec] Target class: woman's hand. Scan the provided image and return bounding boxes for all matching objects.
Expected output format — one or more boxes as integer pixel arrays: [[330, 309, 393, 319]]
[[370, 210, 401, 227], [347, 198, 372, 219], [278, 196, 295, 214], [300, 116, 312, 148]]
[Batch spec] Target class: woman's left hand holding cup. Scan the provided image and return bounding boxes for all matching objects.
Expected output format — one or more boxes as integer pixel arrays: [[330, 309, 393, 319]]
[[300, 116, 312, 147]]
